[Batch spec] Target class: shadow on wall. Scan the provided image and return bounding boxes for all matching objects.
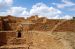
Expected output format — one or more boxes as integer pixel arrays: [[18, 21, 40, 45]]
[[2, 18, 12, 31], [0, 32, 7, 46]]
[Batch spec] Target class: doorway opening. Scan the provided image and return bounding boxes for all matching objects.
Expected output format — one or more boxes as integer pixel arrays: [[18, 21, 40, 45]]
[[17, 31, 21, 38]]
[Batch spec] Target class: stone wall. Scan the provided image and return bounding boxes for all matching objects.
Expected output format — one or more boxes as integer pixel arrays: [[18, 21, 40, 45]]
[[0, 15, 75, 49]]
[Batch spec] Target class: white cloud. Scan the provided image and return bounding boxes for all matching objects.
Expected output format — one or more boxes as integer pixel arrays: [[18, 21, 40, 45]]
[[53, 0, 75, 8], [0, 12, 7, 16], [0, 0, 13, 8], [0, 2, 72, 19], [67, 7, 75, 11], [61, 15, 73, 19], [45, 15, 72, 19], [5, 3, 62, 19], [7, 7, 26, 15], [30, 3, 62, 18], [6, 7, 29, 17], [0, 6, 29, 18], [5, 0, 13, 6]]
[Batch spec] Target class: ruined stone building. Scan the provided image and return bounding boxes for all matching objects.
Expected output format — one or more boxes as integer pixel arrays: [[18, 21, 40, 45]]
[[0, 15, 75, 49]]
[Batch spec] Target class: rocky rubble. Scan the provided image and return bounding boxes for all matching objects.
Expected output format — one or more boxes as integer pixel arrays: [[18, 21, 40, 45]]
[[0, 15, 75, 49]]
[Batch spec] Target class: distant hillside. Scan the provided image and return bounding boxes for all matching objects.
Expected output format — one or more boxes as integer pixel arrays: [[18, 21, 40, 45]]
[[0, 15, 75, 32]]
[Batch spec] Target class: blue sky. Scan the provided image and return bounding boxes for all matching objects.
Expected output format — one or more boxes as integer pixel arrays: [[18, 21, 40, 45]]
[[0, 0, 75, 19], [13, 0, 58, 8]]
